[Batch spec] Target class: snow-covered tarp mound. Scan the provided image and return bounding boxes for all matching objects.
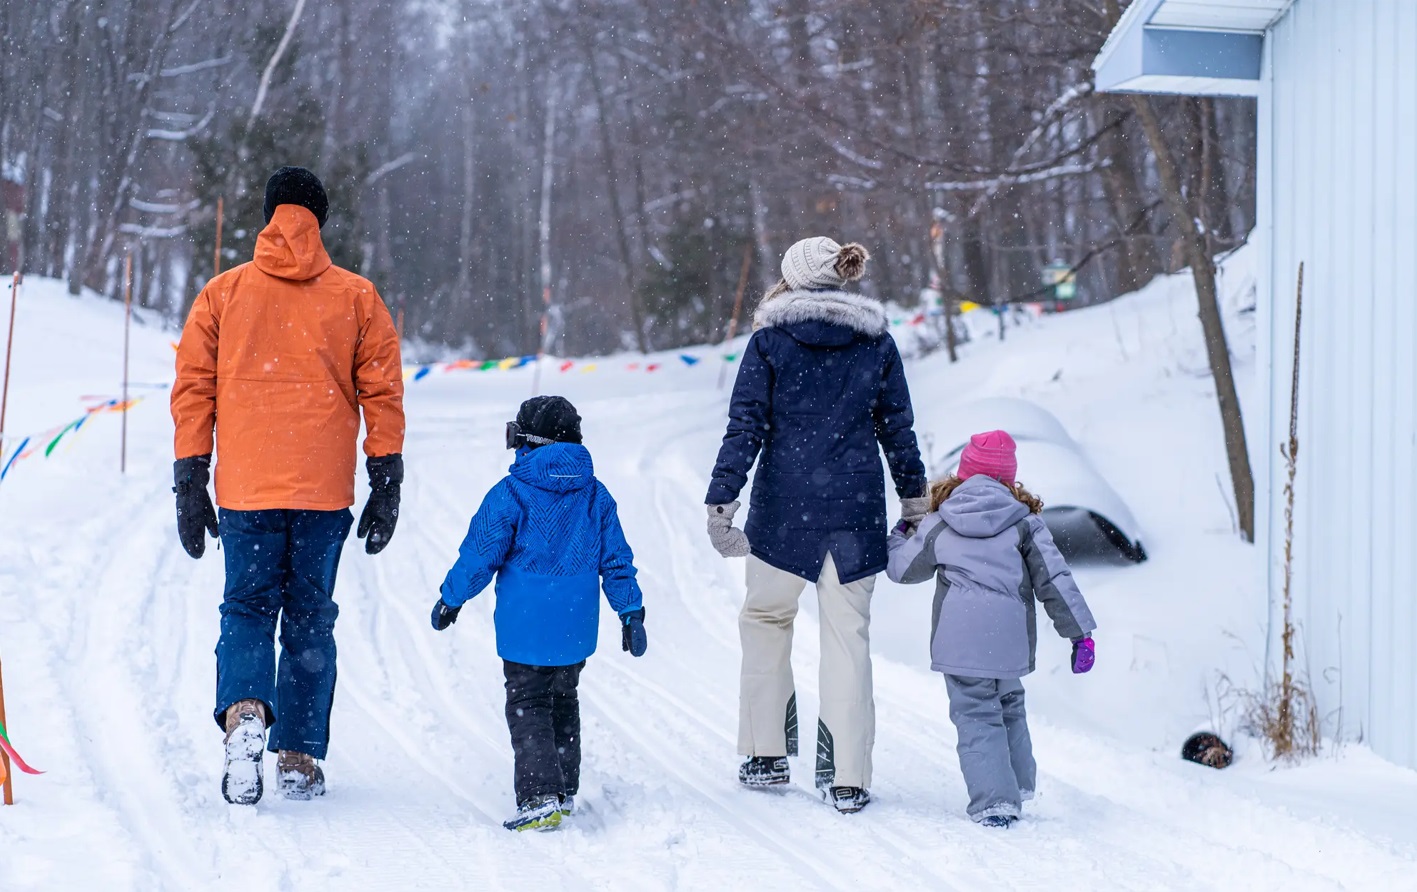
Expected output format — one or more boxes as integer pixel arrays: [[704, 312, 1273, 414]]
[[930, 397, 1147, 563]]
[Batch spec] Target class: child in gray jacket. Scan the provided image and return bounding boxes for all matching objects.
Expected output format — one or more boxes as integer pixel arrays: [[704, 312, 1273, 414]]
[[886, 430, 1096, 828]]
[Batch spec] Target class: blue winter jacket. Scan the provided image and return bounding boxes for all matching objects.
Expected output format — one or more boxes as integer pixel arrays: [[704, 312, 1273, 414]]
[[440, 443, 643, 667], [706, 288, 927, 584]]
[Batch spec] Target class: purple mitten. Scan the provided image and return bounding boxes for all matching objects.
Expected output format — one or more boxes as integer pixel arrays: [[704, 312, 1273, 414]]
[[1071, 637, 1095, 674]]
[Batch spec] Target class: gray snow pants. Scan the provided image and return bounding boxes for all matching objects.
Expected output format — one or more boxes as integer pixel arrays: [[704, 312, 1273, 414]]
[[944, 674, 1037, 821]]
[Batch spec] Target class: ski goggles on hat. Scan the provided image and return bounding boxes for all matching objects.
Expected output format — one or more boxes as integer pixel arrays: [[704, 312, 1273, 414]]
[[505, 421, 558, 450]]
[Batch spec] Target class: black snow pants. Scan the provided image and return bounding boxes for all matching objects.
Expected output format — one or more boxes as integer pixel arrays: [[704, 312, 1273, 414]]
[[503, 660, 584, 805]]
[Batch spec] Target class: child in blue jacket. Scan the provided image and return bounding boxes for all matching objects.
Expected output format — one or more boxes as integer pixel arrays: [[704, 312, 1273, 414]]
[[431, 396, 647, 832]]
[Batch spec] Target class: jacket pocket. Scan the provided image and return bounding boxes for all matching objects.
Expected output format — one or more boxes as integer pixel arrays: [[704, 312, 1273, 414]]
[[931, 579, 1031, 677]]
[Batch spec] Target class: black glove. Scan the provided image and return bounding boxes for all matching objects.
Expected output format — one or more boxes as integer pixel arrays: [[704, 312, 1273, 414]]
[[621, 607, 647, 657], [357, 454, 403, 555], [173, 455, 219, 559], [431, 598, 461, 631]]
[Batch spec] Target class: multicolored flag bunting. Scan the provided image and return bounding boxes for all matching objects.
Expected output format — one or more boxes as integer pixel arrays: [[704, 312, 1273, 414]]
[[0, 719, 43, 778], [0, 397, 144, 485]]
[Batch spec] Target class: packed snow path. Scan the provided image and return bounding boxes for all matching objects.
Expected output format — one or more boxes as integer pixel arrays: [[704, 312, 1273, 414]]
[[3, 261, 1416, 890]]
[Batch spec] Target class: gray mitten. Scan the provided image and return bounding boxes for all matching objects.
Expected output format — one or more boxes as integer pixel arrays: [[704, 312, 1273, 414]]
[[706, 501, 751, 558], [900, 495, 932, 527]]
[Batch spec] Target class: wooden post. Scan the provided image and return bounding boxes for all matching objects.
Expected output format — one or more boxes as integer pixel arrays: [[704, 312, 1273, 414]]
[[0, 271, 19, 452], [214, 196, 224, 278], [0, 652, 13, 804], [121, 254, 132, 474], [395, 307, 405, 344], [717, 243, 754, 390]]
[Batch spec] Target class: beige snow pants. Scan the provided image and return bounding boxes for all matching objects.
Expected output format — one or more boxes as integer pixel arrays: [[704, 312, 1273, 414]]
[[738, 552, 876, 790]]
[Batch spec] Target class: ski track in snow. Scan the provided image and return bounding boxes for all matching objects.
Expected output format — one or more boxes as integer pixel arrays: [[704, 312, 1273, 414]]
[[4, 264, 1417, 891]]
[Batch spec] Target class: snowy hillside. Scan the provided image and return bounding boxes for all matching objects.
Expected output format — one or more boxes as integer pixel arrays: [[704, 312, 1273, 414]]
[[2, 258, 1415, 891]]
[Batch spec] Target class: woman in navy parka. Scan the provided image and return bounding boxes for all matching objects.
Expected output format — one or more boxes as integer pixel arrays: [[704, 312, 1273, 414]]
[[705, 237, 927, 813]]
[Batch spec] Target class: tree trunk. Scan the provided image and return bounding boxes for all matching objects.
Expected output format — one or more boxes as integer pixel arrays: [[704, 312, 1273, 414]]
[[1132, 94, 1255, 541], [1098, 103, 1161, 294], [582, 35, 649, 353]]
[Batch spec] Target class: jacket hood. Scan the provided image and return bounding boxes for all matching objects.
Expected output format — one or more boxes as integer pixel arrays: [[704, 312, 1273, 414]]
[[937, 476, 1031, 538], [253, 204, 333, 281], [509, 442, 595, 493], [754, 289, 887, 346]]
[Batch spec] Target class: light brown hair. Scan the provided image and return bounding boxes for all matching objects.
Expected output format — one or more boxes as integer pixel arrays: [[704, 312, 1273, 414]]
[[929, 474, 1044, 515]]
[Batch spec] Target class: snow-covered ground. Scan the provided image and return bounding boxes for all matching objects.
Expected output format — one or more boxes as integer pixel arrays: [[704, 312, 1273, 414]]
[[1, 252, 1415, 891]]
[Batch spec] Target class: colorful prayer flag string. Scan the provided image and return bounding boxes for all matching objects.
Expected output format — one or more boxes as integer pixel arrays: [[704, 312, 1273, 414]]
[[0, 720, 43, 776]]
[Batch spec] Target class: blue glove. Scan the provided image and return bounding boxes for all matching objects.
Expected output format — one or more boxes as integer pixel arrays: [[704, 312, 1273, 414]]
[[621, 608, 647, 657], [431, 598, 461, 631]]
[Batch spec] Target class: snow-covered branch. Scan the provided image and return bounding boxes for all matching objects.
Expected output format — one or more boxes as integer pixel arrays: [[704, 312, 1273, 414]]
[[928, 160, 1108, 193], [160, 56, 232, 78], [145, 105, 215, 141]]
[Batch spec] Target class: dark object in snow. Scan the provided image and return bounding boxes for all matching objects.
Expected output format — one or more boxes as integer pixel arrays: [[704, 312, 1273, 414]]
[[980, 814, 1018, 829], [263, 166, 328, 227], [738, 756, 791, 787], [1181, 732, 1234, 769]]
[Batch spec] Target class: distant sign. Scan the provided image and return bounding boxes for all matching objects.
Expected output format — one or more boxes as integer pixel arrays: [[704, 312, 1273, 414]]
[[1043, 261, 1076, 301]]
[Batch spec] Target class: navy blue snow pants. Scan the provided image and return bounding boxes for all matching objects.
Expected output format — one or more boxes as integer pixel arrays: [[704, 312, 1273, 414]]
[[213, 508, 353, 759]]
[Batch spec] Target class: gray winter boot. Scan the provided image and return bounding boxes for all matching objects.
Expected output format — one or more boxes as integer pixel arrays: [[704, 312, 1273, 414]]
[[277, 750, 326, 801], [222, 699, 267, 805]]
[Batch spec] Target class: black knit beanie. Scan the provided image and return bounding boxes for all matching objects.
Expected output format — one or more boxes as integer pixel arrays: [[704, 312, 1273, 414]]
[[263, 166, 329, 228], [516, 396, 582, 446]]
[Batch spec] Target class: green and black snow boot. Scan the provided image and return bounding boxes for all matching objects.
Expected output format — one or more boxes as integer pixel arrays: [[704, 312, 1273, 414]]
[[504, 795, 563, 832]]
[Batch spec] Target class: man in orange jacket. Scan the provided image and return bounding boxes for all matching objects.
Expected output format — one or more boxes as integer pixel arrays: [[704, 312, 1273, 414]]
[[171, 167, 405, 805]]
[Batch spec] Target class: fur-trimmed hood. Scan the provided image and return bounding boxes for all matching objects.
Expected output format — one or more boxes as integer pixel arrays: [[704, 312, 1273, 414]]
[[753, 289, 887, 339]]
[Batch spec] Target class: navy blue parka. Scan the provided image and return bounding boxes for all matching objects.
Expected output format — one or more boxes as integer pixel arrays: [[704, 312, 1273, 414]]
[[706, 289, 927, 584]]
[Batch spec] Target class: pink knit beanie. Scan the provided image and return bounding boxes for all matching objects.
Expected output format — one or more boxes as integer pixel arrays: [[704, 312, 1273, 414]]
[[956, 430, 1018, 486]]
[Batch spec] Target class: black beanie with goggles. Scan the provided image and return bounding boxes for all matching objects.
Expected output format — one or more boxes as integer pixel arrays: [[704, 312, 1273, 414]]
[[506, 395, 582, 450]]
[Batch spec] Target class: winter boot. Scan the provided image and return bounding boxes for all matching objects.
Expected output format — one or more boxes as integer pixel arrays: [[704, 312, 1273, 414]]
[[738, 756, 791, 788], [222, 699, 267, 806], [277, 750, 326, 801], [980, 815, 1019, 829], [559, 794, 576, 817], [503, 795, 564, 832], [828, 786, 871, 814]]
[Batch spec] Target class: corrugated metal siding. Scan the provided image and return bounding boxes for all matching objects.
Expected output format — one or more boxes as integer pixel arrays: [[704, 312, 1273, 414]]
[[1265, 0, 1417, 768]]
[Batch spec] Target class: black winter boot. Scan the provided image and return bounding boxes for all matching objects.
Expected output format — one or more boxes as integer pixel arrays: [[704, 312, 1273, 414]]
[[828, 786, 871, 814], [738, 756, 791, 787]]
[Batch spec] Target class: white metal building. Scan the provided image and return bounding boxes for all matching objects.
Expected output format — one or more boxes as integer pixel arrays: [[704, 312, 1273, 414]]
[[1095, 0, 1417, 770]]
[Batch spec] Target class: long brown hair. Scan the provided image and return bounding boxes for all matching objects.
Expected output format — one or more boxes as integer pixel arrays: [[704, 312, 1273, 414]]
[[929, 474, 1044, 515]]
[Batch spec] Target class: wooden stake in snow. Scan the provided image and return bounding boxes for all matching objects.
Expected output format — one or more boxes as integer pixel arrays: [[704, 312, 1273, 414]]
[[121, 254, 133, 474], [718, 243, 754, 390], [0, 652, 11, 804], [1276, 262, 1305, 758], [0, 271, 19, 453]]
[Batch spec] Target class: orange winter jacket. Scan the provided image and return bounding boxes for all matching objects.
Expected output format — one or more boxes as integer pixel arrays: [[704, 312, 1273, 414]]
[[172, 204, 405, 511]]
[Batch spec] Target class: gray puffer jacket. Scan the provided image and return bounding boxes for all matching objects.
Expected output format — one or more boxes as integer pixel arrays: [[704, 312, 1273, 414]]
[[886, 476, 1095, 679]]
